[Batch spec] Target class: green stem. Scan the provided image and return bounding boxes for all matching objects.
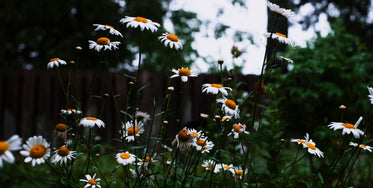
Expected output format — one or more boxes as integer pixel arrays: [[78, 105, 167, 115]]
[[45, 161, 80, 188]]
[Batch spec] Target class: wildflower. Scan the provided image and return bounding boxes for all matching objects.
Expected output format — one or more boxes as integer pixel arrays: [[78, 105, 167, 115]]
[[222, 116, 232, 121], [20, 136, 51, 166], [80, 173, 101, 188], [122, 120, 145, 142], [60, 108, 82, 115], [172, 127, 194, 151], [47, 58, 67, 69], [79, 117, 105, 128], [266, 1, 296, 22], [193, 136, 214, 153], [227, 123, 249, 139], [202, 83, 232, 96], [88, 37, 120, 52], [0, 135, 22, 168], [137, 153, 158, 168], [231, 45, 243, 58], [159, 32, 183, 50], [135, 111, 151, 122], [263, 32, 296, 46], [93, 24, 123, 37], [216, 97, 240, 118], [116, 151, 137, 166], [278, 56, 293, 63], [231, 167, 248, 180], [187, 128, 203, 138], [201, 160, 221, 173], [170, 67, 198, 82], [368, 86, 373, 104], [120, 16, 160, 32], [51, 146, 76, 165], [292, 133, 324, 158], [328, 116, 364, 138], [349, 142, 373, 152], [54, 123, 67, 140], [219, 163, 234, 173]]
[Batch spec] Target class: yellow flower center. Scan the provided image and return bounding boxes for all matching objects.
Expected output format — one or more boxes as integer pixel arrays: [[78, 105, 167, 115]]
[[120, 153, 131, 159], [223, 165, 230, 169], [360, 144, 366, 148], [233, 124, 243, 133], [211, 83, 223, 88], [178, 129, 191, 142], [306, 143, 316, 150], [134, 16, 148, 23], [235, 170, 243, 176], [0, 141, 9, 155], [275, 32, 287, 38], [191, 132, 199, 137], [342, 123, 355, 129], [96, 37, 110, 45], [222, 117, 228, 121], [86, 117, 98, 121], [196, 139, 207, 146], [88, 179, 97, 185], [105, 25, 114, 29], [297, 140, 305, 144], [57, 147, 70, 156], [166, 34, 179, 42], [225, 100, 237, 110], [178, 68, 191, 76], [142, 156, 151, 162], [49, 58, 60, 62], [30, 145, 47, 158], [55, 123, 67, 132], [206, 163, 215, 169], [127, 127, 139, 135]]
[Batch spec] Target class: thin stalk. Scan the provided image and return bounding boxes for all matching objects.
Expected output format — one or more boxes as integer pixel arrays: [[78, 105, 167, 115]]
[[46, 161, 80, 188]]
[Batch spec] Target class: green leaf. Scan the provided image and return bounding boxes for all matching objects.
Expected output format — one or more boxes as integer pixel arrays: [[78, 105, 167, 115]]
[[120, 110, 133, 120], [122, 73, 136, 80], [137, 84, 150, 94], [318, 172, 324, 184]]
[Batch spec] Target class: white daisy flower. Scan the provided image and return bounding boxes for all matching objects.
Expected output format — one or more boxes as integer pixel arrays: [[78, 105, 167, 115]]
[[231, 166, 248, 180], [219, 163, 234, 173], [368, 86, 373, 104], [216, 98, 240, 118], [93, 24, 123, 37], [193, 136, 214, 153], [121, 120, 145, 142], [202, 83, 232, 96], [349, 142, 373, 152], [47, 58, 67, 69], [227, 123, 249, 139], [263, 32, 296, 46], [80, 173, 101, 188], [135, 111, 151, 122], [79, 117, 105, 128], [290, 133, 308, 145], [171, 127, 194, 151], [202, 160, 221, 173], [0, 135, 22, 168], [116, 151, 137, 166], [137, 153, 158, 168], [328, 116, 364, 138], [60, 108, 82, 115], [51, 146, 76, 165], [187, 128, 203, 138], [20, 136, 51, 166], [266, 1, 296, 22], [294, 133, 324, 158], [88, 37, 120, 52], [278, 56, 294, 63], [170, 67, 198, 82], [120, 16, 160, 32], [158, 32, 183, 50]]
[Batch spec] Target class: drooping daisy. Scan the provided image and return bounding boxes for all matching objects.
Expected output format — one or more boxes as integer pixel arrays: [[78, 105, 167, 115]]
[[120, 16, 160, 32], [60, 108, 82, 115], [368, 86, 373, 104], [172, 127, 194, 151], [51, 146, 76, 165], [263, 32, 296, 46], [193, 136, 214, 153], [201, 159, 221, 173], [349, 142, 373, 152], [293, 133, 324, 158], [116, 151, 137, 166], [122, 120, 145, 142], [47, 58, 67, 69], [80, 173, 101, 188], [88, 37, 121, 52], [79, 117, 105, 128], [20, 136, 51, 166], [266, 1, 296, 22], [54, 123, 67, 140], [170, 67, 198, 82], [158, 32, 183, 50], [231, 167, 248, 180], [328, 116, 364, 138], [278, 56, 294, 63], [93, 24, 123, 37], [227, 123, 249, 139], [135, 111, 151, 123], [202, 83, 232, 96], [216, 98, 240, 118], [0, 135, 22, 168]]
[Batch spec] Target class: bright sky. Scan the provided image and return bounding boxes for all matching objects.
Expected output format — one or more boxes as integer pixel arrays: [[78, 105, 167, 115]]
[[167, 0, 332, 75]]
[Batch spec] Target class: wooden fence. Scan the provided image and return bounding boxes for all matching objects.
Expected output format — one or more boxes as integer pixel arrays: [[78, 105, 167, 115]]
[[0, 70, 257, 144]]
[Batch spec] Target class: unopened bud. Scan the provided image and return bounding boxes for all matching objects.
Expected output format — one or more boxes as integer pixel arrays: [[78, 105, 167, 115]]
[[168, 87, 174, 91], [218, 59, 224, 65], [339, 105, 346, 110], [75, 46, 82, 51]]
